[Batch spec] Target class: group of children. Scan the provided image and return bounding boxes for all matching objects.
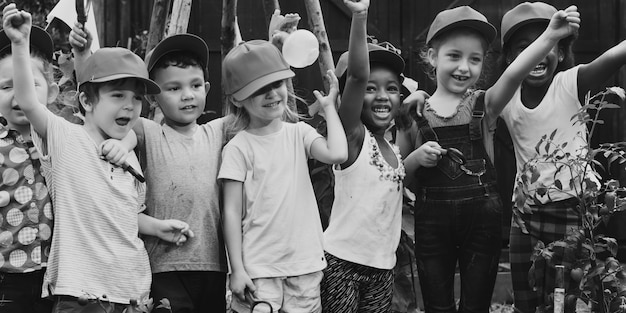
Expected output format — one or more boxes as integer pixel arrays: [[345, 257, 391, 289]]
[[0, 0, 625, 313]]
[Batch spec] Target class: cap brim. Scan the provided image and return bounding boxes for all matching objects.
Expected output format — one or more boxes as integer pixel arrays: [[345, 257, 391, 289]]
[[429, 19, 497, 45], [86, 73, 161, 94], [145, 33, 209, 73], [232, 69, 295, 101], [0, 26, 54, 61], [502, 19, 549, 45]]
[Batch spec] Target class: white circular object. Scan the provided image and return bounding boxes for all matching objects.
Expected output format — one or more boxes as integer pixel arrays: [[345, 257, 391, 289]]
[[282, 29, 319, 68]]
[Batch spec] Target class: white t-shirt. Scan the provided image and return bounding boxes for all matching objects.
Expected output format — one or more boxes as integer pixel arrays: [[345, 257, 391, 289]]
[[324, 129, 403, 270], [33, 111, 150, 303], [218, 122, 327, 278], [501, 66, 596, 204]]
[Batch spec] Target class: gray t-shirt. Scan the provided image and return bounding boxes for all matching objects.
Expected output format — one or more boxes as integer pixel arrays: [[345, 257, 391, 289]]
[[136, 117, 227, 273]]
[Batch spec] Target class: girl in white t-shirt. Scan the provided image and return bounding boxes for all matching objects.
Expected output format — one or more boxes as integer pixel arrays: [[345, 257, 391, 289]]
[[218, 40, 347, 313], [499, 2, 626, 312]]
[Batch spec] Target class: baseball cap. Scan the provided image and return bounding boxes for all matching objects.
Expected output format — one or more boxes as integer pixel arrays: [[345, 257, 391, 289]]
[[144, 33, 209, 73], [222, 40, 295, 101], [501, 2, 557, 45], [76, 47, 161, 94], [0, 25, 54, 61], [426, 6, 496, 45], [335, 43, 405, 80]]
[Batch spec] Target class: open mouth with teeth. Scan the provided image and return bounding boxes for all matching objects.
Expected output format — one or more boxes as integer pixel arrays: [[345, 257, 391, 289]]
[[452, 75, 470, 82], [372, 105, 391, 118], [115, 117, 131, 126], [530, 63, 548, 76], [181, 105, 197, 111], [262, 101, 282, 108]]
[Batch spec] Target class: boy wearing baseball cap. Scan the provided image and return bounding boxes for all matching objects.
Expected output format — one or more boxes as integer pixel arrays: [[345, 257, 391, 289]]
[[71, 25, 229, 311], [4, 4, 192, 311], [0, 17, 56, 313]]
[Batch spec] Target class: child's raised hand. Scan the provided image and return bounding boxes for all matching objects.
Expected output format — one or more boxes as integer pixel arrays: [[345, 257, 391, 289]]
[[268, 9, 300, 49], [230, 271, 257, 304], [312, 70, 339, 113], [343, 0, 369, 14], [547, 5, 580, 40], [100, 139, 130, 167], [2, 3, 31, 45], [157, 219, 194, 246], [69, 21, 93, 54]]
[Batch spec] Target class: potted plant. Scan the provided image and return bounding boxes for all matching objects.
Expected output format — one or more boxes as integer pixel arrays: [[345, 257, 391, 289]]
[[514, 87, 626, 313]]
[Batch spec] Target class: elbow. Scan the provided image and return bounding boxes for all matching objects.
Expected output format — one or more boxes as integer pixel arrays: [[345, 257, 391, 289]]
[[329, 149, 349, 164]]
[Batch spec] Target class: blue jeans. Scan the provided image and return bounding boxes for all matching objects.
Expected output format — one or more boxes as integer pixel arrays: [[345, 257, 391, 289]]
[[414, 185, 502, 313], [0, 270, 53, 313]]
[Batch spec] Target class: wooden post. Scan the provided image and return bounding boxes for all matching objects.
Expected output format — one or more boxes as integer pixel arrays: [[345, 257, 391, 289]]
[[261, 0, 280, 27], [304, 0, 334, 92], [146, 0, 171, 52], [92, 0, 106, 46], [167, 0, 193, 36], [221, 0, 238, 57]]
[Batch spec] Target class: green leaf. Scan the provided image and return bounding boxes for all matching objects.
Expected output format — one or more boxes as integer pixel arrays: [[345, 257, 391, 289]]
[[555, 180, 563, 190], [549, 129, 557, 140], [531, 171, 540, 184]]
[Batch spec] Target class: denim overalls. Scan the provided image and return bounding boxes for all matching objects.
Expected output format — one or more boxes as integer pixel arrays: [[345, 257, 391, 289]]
[[413, 92, 503, 313]]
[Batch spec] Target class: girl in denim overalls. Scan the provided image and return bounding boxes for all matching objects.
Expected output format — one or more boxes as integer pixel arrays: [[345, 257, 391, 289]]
[[399, 5, 580, 313]]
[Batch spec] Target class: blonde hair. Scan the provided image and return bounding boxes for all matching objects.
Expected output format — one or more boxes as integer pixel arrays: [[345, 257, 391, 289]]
[[223, 78, 302, 142]]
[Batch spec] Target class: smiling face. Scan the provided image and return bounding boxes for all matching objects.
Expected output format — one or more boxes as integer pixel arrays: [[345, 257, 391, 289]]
[[150, 64, 208, 128], [0, 55, 55, 133], [429, 30, 486, 96], [506, 23, 561, 88], [237, 79, 288, 129], [361, 65, 402, 134], [82, 79, 145, 141]]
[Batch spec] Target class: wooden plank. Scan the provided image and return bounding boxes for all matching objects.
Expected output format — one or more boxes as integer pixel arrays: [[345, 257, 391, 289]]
[[104, 0, 117, 46], [304, 0, 334, 92], [168, 0, 193, 36], [146, 0, 171, 52], [92, 0, 106, 47], [119, 0, 131, 48]]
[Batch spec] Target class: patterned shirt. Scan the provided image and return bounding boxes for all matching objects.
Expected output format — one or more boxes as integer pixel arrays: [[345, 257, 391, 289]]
[[0, 125, 52, 273]]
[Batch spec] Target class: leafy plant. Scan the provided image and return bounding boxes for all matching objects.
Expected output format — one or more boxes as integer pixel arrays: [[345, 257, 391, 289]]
[[514, 87, 626, 313], [77, 292, 172, 313]]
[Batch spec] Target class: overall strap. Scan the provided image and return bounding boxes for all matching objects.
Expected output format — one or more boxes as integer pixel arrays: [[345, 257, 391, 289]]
[[415, 116, 438, 142], [469, 91, 486, 141]]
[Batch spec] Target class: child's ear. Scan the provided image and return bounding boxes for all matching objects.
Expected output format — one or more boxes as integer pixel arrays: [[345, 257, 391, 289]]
[[427, 48, 437, 68], [47, 83, 59, 104], [204, 82, 211, 96], [78, 92, 92, 112]]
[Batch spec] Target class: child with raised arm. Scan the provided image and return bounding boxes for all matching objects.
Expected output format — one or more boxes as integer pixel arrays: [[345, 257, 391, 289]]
[[71, 25, 230, 312], [397, 5, 580, 312], [3, 4, 190, 312], [497, 2, 626, 312], [218, 40, 347, 313], [0, 24, 55, 313], [319, 0, 411, 312]]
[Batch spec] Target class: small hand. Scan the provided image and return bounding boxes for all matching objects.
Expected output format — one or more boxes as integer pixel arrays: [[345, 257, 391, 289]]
[[268, 9, 300, 49], [159, 219, 194, 246], [229, 271, 257, 303], [100, 139, 130, 167], [313, 70, 339, 112], [69, 21, 93, 53], [403, 90, 430, 119], [343, 0, 369, 14], [548, 5, 580, 40], [2, 3, 31, 45], [413, 141, 446, 168]]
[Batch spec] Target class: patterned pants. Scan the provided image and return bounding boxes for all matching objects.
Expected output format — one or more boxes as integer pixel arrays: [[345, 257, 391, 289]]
[[509, 198, 580, 313], [321, 253, 394, 313]]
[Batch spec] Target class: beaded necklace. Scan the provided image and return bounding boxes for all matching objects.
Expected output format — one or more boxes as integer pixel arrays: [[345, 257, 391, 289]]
[[368, 131, 405, 190]]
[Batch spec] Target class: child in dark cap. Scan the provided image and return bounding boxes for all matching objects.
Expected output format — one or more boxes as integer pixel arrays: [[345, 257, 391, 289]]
[[3, 4, 191, 312], [0, 20, 55, 313]]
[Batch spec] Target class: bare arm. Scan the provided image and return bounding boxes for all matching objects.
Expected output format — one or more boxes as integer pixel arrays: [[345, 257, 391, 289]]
[[338, 0, 370, 133], [310, 70, 348, 164], [485, 6, 580, 120], [3, 6, 52, 137], [577, 40, 626, 101], [69, 21, 93, 69], [222, 179, 257, 301], [138, 212, 193, 245]]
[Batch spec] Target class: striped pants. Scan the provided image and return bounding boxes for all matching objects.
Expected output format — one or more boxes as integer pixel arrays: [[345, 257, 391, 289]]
[[321, 253, 394, 313], [510, 198, 580, 313]]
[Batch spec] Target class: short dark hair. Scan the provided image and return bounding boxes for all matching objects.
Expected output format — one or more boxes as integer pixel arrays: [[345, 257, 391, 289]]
[[149, 51, 207, 80], [77, 78, 145, 115]]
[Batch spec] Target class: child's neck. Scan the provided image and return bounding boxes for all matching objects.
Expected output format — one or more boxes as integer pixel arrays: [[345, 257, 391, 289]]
[[165, 119, 198, 136], [428, 88, 469, 117], [520, 81, 551, 109], [246, 118, 283, 136]]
